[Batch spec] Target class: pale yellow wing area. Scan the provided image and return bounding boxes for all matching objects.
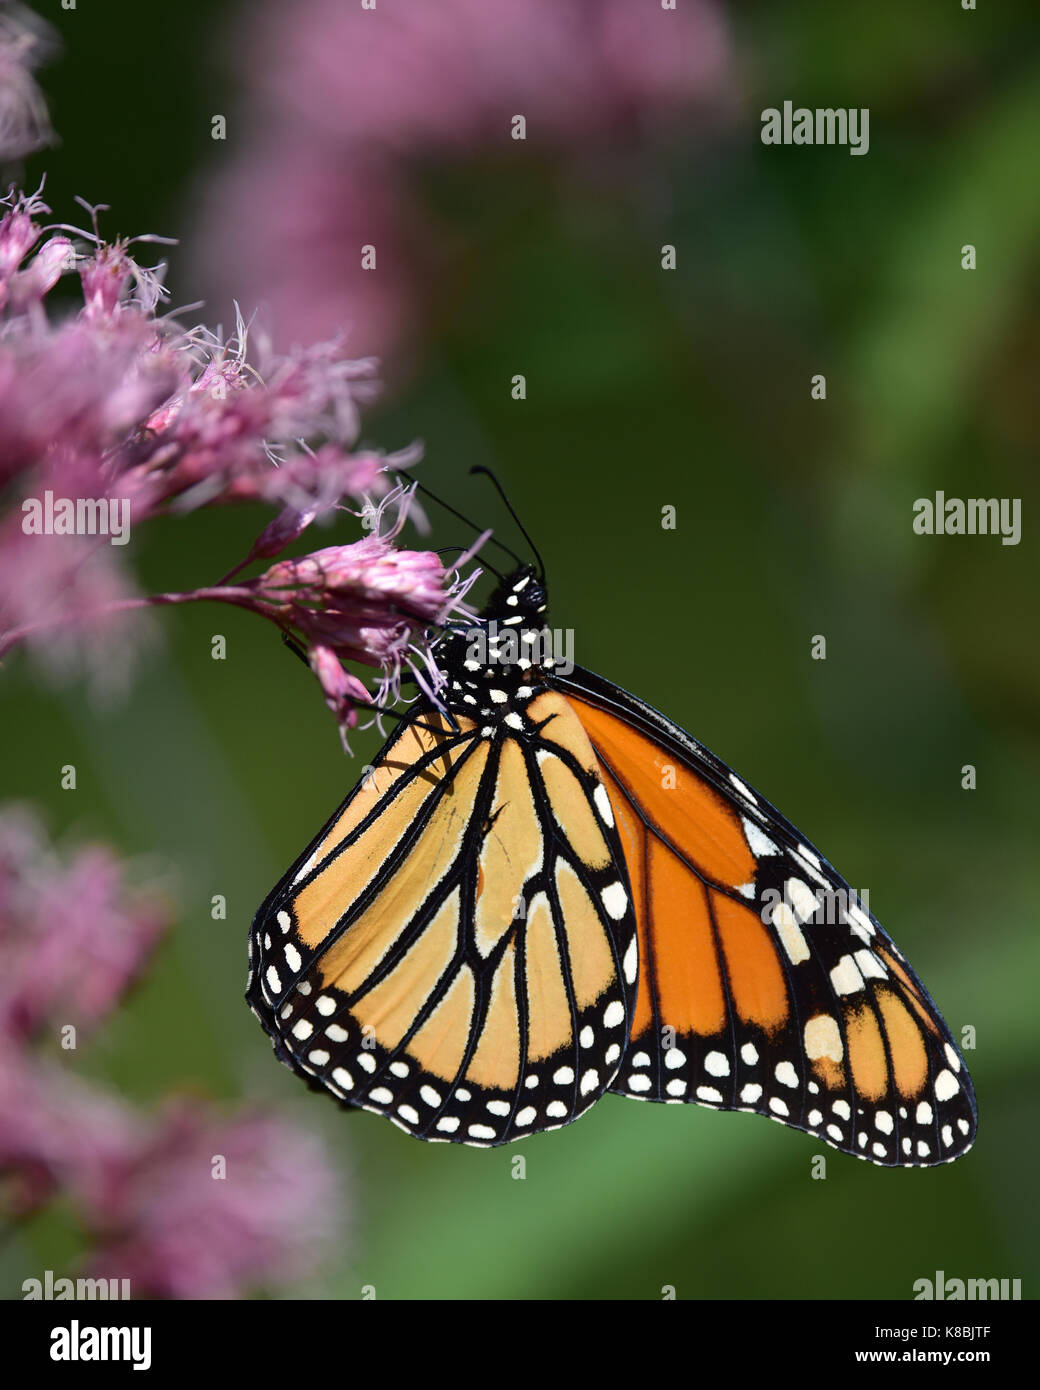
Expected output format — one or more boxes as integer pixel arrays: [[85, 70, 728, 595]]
[[247, 689, 639, 1146]]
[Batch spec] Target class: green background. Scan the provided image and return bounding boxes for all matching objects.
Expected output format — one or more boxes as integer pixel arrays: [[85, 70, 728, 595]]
[[2, 1, 1038, 1299]]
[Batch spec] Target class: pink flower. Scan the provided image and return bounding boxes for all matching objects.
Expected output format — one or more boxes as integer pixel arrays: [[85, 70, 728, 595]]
[[0, 1050, 143, 1216], [0, 186, 475, 724], [255, 530, 474, 725], [308, 644, 372, 736], [0, 807, 170, 1042], [196, 0, 731, 363], [0, 1053, 345, 1296], [259, 534, 450, 626], [0, 811, 346, 1296], [84, 1103, 342, 1299]]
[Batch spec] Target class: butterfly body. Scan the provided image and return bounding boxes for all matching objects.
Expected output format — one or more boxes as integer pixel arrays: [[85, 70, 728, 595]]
[[433, 565, 554, 727], [248, 564, 977, 1164]]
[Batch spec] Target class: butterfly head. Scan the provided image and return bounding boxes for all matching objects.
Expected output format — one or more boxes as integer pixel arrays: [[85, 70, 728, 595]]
[[480, 564, 548, 625]]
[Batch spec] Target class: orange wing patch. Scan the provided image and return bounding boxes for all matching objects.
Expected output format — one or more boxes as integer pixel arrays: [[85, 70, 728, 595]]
[[561, 681, 976, 1166], [712, 892, 789, 1033], [648, 839, 727, 1038], [568, 696, 754, 890]]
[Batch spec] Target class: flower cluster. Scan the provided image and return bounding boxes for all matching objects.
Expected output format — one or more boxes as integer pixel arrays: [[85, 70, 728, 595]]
[[0, 808, 343, 1296], [197, 0, 731, 364], [0, 184, 481, 731]]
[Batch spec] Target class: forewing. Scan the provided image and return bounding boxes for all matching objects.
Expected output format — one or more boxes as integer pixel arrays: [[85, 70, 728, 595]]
[[248, 694, 638, 1146]]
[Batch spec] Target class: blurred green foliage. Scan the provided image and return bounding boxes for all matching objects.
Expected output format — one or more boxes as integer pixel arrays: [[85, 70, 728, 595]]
[[2, 0, 1038, 1299]]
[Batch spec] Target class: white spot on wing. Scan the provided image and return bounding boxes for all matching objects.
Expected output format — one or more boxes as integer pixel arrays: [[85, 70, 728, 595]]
[[293, 855, 317, 885], [603, 1000, 625, 1028], [773, 900, 810, 965], [730, 774, 757, 803], [774, 1061, 798, 1088], [601, 882, 628, 920], [803, 1014, 843, 1063], [854, 949, 886, 981], [847, 902, 874, 941], [593, 784, 614, 827], [830, 954, 865, 996], [704, 1050, 730, 1077], [934, 1069, 959, 1102], [580, 1068, 599, 1096], [743, 817, 779, 857], [786, 877, 818, 924]]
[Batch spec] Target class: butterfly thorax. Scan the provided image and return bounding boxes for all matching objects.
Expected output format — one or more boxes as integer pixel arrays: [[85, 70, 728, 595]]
[[436, 565, 554, 725]]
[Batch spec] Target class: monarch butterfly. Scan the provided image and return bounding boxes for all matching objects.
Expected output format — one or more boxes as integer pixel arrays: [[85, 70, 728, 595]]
[[247, 508, 977, 1167]]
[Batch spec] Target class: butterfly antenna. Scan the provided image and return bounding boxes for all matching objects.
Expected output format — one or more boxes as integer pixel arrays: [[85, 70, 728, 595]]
[[281, 631, 310, 669], [396, 470, 524, 570], [469, 466, 546, 582]]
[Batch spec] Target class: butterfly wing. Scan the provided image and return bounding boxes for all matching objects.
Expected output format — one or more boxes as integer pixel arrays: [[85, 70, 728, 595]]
[[247, 694, 638, 1145], [553, 665, 977, 1167]]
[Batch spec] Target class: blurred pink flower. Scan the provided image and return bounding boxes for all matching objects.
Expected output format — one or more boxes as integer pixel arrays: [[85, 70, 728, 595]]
[[0, 2, 55, 161], [0, 807, 170, 1042], [85, 1103, 342, 1299], [197, 0, 731, 362], [0, 1050, 143, 1216], [0, 811, 345, 1297]]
